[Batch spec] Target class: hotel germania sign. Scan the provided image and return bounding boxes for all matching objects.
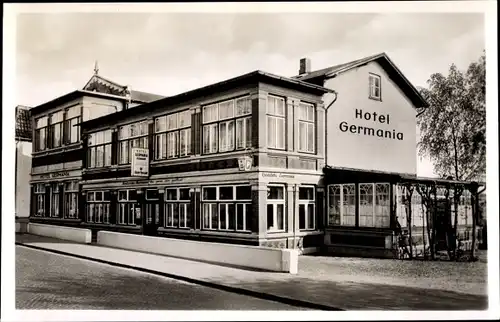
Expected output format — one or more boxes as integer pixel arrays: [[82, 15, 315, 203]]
[[339, 109, 404, 141], [325, 76, 417, 175], [131, 148, 149, 177]]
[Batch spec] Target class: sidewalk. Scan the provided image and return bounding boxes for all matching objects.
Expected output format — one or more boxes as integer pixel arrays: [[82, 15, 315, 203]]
[[15, 234, 488, 311]]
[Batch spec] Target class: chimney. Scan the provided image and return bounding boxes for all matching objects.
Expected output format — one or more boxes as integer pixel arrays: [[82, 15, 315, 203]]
[[299, 58, 311, 75]]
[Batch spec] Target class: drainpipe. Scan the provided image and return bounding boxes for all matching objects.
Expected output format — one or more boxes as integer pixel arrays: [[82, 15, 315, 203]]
[[324, 90, 338, 167], [323, 90, 338, 237]]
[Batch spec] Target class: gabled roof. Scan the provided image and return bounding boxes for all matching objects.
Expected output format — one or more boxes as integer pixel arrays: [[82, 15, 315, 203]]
[[79, 70, 335, 129], [83, 73, 165, 103], [15, 105, 32, 142], [294, 52, 429, 108]]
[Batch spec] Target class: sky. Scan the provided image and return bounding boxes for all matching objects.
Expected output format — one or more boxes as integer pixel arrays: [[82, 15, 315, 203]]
[[14, 10, 486, 177]]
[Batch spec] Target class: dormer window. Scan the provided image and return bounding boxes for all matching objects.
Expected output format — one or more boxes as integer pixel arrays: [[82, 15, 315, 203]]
[[369, 73, 381, 101]]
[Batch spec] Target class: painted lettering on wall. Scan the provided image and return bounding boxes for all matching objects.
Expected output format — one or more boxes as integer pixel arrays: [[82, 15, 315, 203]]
[[262, 172, 295, 179], [339, 109, 404, 141], [40, 171, 70, 179]]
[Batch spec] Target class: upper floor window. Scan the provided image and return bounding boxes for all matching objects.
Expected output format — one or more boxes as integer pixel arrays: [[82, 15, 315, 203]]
[[267, 95, 285, 150], [35, 116, 48, 152], [87, 130, 112, 168], [119, 121, 148, 164], [65, 106, 81, 144], [297, 102, 315, 153], [49, 111, 64, 148], [155, 110, 191, 160], [369, 73, 381, 100], [202, 96, 252, 154]]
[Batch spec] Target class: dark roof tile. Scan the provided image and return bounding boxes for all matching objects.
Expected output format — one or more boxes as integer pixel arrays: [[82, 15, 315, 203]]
[[15, 106, 32, 141]]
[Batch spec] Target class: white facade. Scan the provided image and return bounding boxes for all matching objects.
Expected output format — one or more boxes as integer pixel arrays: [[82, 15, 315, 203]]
[[323, 61, 418, 176], [16, 141, 32, 218]]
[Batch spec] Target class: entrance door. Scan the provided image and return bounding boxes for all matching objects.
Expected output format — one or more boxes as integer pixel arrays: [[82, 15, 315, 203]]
[[143, 202, 160, 236]]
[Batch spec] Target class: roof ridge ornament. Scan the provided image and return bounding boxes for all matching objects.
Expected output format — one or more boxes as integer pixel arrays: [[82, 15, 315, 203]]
[[94, 60, 99, 75]]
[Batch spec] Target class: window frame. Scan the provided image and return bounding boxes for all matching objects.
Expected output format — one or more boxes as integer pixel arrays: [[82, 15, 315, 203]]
[[117, 189, 138, 226], [154, 110, 192, 160], [359, 182, 391, 228], [369, 73, 382, 101], [87, 129, 113, 168], [297, 102, 316, 154], [64, 181, 79, 219], [86, 190, 111, 224], [49, 111, 64, 149], [35, 116, 48, 152], [201, 184, 252, 232], [33, 183, 46, 217], [266, 184, 286, 232], [118, 120, 149, 165], [65, 106, 81, 145], [298, 185, 316, 231], [266, 95, 286, 150], [164, 187, 191, 229], [327, 183, 356, 227], [202, 96, 252, 155]]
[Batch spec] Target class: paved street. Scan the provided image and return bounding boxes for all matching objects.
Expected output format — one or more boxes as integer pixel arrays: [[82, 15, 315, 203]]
[[16, 246, 308, 310]]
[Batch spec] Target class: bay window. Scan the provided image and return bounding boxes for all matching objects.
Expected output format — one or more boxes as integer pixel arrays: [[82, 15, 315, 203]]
[[86, 191, 110, 224], [299, 186, 315, 230], [297, 102, 315, 153], [164, 187, 191, 228], [64, 181, 79, 219], [35, 116, 48, 151], [87, 130, 112, 168], [155, 110, 191, 160], [119, 121, 148, 164], [65, 106, 81, 144], [33, 183, 46, 217], [49, 111, 64, 148], [267, 95, 285, 150], [202, 96, 252, 154], [267, 185, 285, 232], [117, 190, 138, 225], [327, 184, 356, 226], [202, 185, 252, 231]]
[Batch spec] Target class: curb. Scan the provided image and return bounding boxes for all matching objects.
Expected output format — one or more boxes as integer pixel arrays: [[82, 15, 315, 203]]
[[16, 242, 343, 311]]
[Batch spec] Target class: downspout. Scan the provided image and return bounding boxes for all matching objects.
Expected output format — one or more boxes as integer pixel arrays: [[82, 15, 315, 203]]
[[323, 90, 338, 235], [324, 90, 338, 168]]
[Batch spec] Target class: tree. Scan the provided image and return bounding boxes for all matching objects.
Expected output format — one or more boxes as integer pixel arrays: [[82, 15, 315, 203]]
[[417, 51, 486, 181], [418, 52, 486, 261]]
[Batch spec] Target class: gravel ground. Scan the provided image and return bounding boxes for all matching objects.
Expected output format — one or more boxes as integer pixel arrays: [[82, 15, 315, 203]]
[[299, 251, 488, 296]]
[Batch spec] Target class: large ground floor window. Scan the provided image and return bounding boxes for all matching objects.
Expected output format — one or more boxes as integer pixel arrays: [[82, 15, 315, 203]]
[[33, 183, 46, 217], [327, 184, 356, 226], [298, 186, 316, 231], [64, 181, 79, 219], [359, 183, 390, 228], [267, 185, 285, 232], [118, 189, 139, 225], [164, 187, 191, 228], [328, 183, 391, 227], [86, 191, 110, 223], [202, 185, 252, 232]]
